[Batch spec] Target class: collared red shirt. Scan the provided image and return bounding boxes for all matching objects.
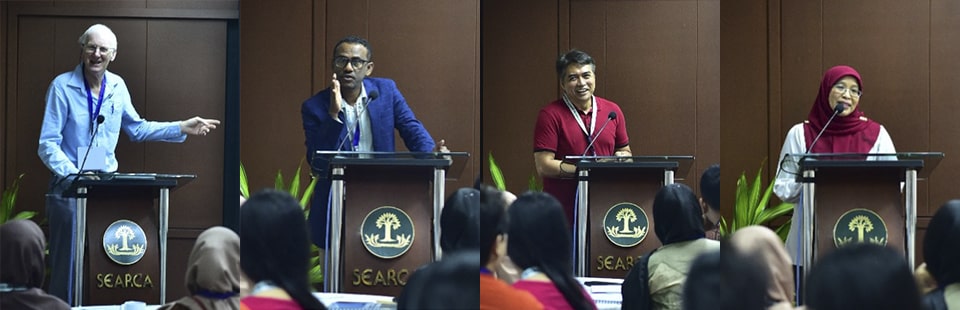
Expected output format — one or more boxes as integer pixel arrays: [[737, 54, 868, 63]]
[[38, 64, 186, 177]]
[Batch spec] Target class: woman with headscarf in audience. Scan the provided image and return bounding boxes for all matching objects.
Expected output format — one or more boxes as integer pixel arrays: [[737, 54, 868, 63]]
[[806, 243, 920, 310], [479, 185, 543, 310], [621, 183, 720, 310], [922, 200, 960, 309], [509, 191, 596, 310], [160, 226, 241, 310], [240, 189, 326, 310], [0, 219, 70, 310], [729, 225, 795, 310]]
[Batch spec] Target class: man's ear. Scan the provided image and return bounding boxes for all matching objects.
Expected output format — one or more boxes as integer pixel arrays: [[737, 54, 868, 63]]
[[365, 61, 374, 76]]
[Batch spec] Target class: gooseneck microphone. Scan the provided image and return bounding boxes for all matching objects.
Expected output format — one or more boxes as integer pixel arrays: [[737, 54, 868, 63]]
[[581, 111, 617, 157], [77, 114, 105, 175], [806, 103, 846, 153], [334, 90, 379, 152]]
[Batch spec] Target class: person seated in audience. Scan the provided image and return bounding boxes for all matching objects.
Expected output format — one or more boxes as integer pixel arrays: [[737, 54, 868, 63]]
[[699, 164, 721, 240], [0, 219, 71, 310], [396, 250, 480, 309], [240, 190, 326, 310], [729, 225, 795, 310], [921, 200, 960, 309], [398, 187, 480, 306], [479, 185, 543, 310], [806, 243, 920, 310], [683, 244, 770, 310], [160, 226, 241, 310], [508, 191, 597, 310], [621, 183, 720, 310]]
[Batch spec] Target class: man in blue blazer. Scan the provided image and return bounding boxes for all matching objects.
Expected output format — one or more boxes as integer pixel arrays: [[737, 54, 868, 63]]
[[301, 35, 435, 248]]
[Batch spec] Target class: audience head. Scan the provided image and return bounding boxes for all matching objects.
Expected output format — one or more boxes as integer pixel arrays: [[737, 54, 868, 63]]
[[440, 187, 480, 253], [0, 219, 70, 310], [683, 245, 769, 310], [0, 220, 46, 288], [729, 225, 794, 306], [508, 191, 593, 310], [653, 183, 705, 244], [183, 227, 241, 305], [397, 250, 480, 309], [241, 189, 325, 310], [924, 200, 960, 287], [479, 185, 508, 268], [699, 164, 721, 225], [806, 243, 920, 310]]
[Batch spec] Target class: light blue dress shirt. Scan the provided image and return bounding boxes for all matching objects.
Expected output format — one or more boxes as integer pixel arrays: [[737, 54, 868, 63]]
[[38, 64, 186, 177]]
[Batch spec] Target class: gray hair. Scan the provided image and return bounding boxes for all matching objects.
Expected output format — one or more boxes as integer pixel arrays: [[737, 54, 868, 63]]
[[77, 24, 117, 49]]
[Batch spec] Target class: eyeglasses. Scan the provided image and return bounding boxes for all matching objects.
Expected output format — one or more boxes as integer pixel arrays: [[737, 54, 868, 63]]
[[333, 56, 369, 69], [83, 44, 115, 55], [832, 84, 862, 98]]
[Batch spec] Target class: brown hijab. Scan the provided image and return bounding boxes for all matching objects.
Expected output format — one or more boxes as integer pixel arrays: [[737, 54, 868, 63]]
[[730, 225, 795, 309], [161, 226, 241, 310], [0, 219, 71, 310]]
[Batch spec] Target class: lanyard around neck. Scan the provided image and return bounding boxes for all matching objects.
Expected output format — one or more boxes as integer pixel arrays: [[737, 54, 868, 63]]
[[562, 94, 597, 142], [84, 75, 107, 129]]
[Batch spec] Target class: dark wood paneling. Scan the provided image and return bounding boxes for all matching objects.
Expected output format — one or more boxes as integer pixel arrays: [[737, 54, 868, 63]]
[[238, 0, 314, 192], [481, 0, 559, 194], [697, 0, 721, 179], [144, 20, 226, 229], [928, 0, 960, 215], [719, 0, 771, 223]]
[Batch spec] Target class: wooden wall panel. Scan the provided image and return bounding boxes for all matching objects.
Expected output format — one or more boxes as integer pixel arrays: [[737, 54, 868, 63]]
[[697, 0, 721, 177], [929, 0, 960, 215], [480, 0, 559, 194]]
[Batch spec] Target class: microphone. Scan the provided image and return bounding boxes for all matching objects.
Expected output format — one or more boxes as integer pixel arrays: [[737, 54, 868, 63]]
[[806, 103, 847, 153], [54, 114, 105, 189], [334, 91, 379, 152], [77, 114, 106, 174], [581, 111, 617, 157]]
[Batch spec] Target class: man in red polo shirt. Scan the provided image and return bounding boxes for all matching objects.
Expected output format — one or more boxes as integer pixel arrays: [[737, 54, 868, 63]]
[[533, 49, 632, 224]]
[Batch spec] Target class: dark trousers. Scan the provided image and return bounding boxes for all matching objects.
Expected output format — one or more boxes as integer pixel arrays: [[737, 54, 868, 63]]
[[45, 176, 76, 304]]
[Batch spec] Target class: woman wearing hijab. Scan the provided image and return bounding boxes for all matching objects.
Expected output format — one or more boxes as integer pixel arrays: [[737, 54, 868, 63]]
[[160, 226, 241, 310], [0, 219, 70, 310], [729, 226, 795, 310], [508, 191, 596, 310], [773, 65, 896, 278], [621, 183, 720, 310], [921, 200, 960, 309], [240, 190, 326, 310]]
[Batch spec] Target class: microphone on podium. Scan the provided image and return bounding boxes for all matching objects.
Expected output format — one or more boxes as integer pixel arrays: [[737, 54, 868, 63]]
[[806, 103, 846, 153], [581, 111, 617, 157]]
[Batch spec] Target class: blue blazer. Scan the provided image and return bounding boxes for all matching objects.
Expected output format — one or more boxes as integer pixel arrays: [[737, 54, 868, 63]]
[[301, 77, 435, 246]]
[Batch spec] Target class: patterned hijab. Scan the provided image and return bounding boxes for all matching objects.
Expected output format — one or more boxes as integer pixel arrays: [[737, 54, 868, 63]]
[[0, 220, 70, 310], [162, 226, 241, 310], [803, 65, 881, 153]]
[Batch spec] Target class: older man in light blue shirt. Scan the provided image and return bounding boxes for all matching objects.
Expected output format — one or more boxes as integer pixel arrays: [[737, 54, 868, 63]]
[[38, 24, 220, 303]]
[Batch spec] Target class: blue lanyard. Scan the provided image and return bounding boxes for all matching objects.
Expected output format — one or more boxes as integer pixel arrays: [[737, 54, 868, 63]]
[[352, 122, 361, 151], [84, 76, 107, 128]]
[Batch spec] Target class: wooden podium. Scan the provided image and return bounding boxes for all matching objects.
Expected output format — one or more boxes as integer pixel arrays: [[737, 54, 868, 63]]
[[63, 173, 194, 306], [794, 152, 943, 274], [314, 151, 468, 297], [567, 155, 693, 278]]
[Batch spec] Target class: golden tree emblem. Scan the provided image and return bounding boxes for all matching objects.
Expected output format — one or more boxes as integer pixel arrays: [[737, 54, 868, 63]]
[[616, 208, 637, 233], [376, 213, 401, 242], [115, 225, 135, 251], [848, 215, 873, 243]]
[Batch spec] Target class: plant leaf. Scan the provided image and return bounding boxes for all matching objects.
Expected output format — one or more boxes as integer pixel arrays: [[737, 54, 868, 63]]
[[488, 153, 506, 191], [274, 169, 285, 191], [239, 163, 249, 198], [12, 211, 36, 221], [289, 161, 302, 198], [755, 202, 794, 226]]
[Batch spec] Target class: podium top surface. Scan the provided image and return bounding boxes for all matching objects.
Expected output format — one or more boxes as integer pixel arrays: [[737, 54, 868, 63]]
[[565, 155, 695, 178], [63, 173, 196, 197], [790, 152, 943, 178], [312, 151, 470, 180]]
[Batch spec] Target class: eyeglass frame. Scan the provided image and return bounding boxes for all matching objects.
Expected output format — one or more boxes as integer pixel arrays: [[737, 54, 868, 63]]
[[832, 83, 863, 98], [333, 56, 370, 70], [82, 44, 116, 55]]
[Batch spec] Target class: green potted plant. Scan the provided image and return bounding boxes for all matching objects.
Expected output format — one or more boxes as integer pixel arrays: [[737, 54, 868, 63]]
[[1, 174, 36, 224], [720, 161, 794, 241]]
